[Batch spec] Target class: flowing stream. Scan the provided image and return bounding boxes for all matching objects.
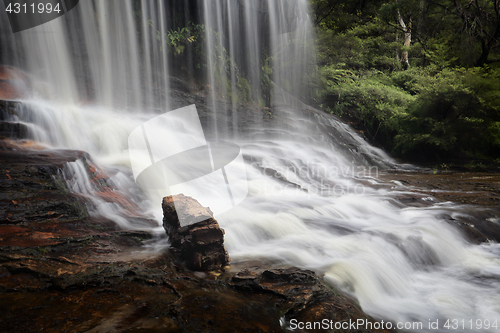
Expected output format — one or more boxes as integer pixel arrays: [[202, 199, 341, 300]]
[[1, 1, 500, 331]]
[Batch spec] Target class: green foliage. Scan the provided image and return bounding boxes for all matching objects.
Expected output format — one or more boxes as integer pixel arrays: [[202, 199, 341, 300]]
[[205, 29, 255, 104], [259, 55, 273, 107], [143, 17, 253, 105], [316, 20, 401, 71], [320, 67, 414, 145], [311, 0, 385, 31], [236, 77, 251, 104], [393, 67, 500, 159], [319, 64, 500, 161], [314, 0, 500, 164], [168, 27, 189, 54], [166, 23, 202, 55]]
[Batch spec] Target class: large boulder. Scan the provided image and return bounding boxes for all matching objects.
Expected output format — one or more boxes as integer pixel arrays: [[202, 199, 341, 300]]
[[162, 194, 230, 271]]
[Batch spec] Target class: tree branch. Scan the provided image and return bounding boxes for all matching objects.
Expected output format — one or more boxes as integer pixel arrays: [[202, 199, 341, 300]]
[[315, 3, 338, 27]]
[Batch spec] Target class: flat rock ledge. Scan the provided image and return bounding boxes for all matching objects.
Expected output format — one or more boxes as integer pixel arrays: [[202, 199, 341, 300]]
[[162, 194, 230, 271]]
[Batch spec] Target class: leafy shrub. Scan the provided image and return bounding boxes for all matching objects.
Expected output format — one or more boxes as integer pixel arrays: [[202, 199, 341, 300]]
[[320, 66, 500, 161]]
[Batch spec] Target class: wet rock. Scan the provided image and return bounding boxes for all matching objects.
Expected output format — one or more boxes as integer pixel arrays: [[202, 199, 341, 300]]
[[232, 267, 392, 333], [0, 138, 156, 228], [395, 194, 436, 207], [441, 212, 500, 244], [379, 172, 500, 207], [0, 104, 389, 332], [379, 172, 500, 243], [0, 99, 21, 121], [0, 121, 29, 139], [162, 194, 229, 271], [0, 66, 31, 100], [0, 141, 89, 225], [0, 249, 391, 333]]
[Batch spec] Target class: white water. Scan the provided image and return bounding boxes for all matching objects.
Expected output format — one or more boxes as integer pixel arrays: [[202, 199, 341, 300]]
[[1, 1, 500, 331]]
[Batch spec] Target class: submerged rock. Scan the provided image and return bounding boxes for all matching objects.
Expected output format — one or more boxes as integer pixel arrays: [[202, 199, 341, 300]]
[[162, 194, 229, 271]]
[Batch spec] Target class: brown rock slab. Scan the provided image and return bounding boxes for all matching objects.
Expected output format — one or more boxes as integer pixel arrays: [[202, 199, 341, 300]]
[[231, 267, 392, 333], [162, 194, 229, 271], [0, 141, 89, 226]]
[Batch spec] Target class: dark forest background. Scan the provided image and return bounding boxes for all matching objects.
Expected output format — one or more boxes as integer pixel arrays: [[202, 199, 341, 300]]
[[311, 0, 500, 168]]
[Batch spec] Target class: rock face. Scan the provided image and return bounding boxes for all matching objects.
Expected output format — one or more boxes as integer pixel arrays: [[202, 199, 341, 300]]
[[0, 139, 89, 227], [162, 194, 229, 271], [0, 65, 31, 100], [0, 99, 32, 140]]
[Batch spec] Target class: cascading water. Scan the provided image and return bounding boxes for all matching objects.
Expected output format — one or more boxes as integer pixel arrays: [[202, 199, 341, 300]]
[[1, 1, 499, 332]]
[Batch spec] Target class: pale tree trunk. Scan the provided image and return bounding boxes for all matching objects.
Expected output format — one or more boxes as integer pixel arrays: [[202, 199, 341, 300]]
[[395, 33, 400, 62], [397, 10, 411, 70]]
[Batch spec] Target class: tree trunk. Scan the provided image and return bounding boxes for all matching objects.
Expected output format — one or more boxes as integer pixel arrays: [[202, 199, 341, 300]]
[[397, 10, 411, 70], [395, 33, 400, 63], [475, 40, 491, 67]]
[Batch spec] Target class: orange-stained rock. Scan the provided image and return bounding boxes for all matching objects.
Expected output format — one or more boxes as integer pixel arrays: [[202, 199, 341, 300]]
[[0, 66, 31, 100], [85, 159, 146, 219]]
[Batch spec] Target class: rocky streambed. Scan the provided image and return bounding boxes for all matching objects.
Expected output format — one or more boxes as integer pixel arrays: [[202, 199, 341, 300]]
[[0, 98, 393, 333], [378, 171, 500, 243], [0, 148, 389, 333], [2, 93, 500, 332]]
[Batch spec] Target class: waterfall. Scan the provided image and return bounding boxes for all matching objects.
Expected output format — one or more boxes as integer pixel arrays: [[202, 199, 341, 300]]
[[1, 0, 171, 109], [1, 1, 500, 331]]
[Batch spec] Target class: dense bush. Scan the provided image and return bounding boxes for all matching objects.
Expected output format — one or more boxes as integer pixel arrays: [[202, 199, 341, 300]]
[[320, 65, 500, 162], [316, 20, 401, 71], [314, 0, 500, 164]]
